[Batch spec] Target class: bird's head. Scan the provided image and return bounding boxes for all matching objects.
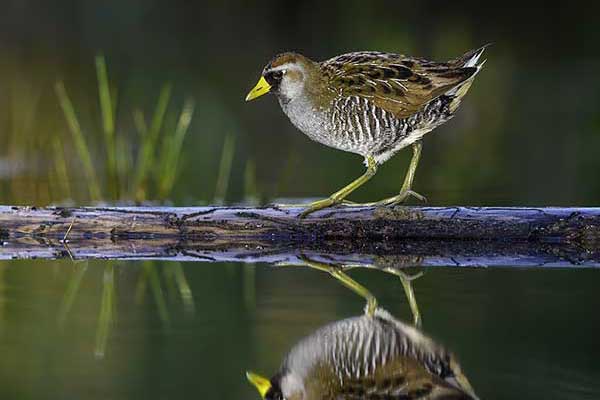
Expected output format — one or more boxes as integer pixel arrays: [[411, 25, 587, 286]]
[[245, 52, 316, 104]]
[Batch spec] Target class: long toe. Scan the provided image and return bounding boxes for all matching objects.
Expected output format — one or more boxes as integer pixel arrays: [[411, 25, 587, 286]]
[[407, 190, 427, 203], [299, 198, 337, 218], [271, 202, 311, 208], [340, 199, 371, 206], [377, 190, 427, 206]]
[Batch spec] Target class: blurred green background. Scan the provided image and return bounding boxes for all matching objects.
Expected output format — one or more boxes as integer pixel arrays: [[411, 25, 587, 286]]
[[1, 0, 599, 206]]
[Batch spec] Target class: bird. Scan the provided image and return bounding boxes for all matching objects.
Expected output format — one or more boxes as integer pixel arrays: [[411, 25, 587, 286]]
[[246, 308, 479, 400], [245, 45, 488, 217]]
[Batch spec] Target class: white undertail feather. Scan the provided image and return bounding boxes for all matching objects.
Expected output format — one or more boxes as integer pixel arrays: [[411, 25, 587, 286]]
[[447, 48, 487, 113], [463, 48, 485, 67]]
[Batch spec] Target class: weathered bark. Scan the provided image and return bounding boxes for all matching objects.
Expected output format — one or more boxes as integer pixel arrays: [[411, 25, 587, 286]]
[[1, 205, 599, 242], [1, 235, 598, 267], [0, 205, 598, 267]]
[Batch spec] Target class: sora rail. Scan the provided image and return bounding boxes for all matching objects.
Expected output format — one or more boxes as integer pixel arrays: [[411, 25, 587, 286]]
[[246, 45, 487, 217], [247, 308, 478, 400]]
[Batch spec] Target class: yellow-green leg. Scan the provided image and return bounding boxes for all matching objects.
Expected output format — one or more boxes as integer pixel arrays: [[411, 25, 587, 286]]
[[378, 141, 426, 206], [298, 156, 378, 218], [300, 256, 378, 316], [386, 269, 423, 327], [345, 142, 426, 207], [343, 264, 423, 327]]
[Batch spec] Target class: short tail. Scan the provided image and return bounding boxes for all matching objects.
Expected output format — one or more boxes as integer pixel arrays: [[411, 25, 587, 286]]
[[445, 44, 490, 112], [450, 43, 491, 68]]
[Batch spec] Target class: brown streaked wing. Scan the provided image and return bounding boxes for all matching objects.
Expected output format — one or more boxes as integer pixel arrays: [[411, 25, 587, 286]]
[[321, 52, 477, 120], [325, 354, 476, 400]]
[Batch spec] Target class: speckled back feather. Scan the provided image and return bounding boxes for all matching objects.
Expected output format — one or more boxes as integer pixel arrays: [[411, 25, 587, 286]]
[[320, 46, 486, 120]]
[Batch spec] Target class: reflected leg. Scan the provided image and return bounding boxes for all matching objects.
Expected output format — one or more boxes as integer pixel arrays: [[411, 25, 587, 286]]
[[389, 269, 423, 327], [300, 256, 378, 316], [343, 264, 423, 327]]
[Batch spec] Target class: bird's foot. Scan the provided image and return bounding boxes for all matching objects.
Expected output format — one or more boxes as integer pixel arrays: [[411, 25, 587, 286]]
[[271, 199, 355, 216], [374, 189, 427, 206], [337, 190, 427, 208], [271, 199, 348, 209], [299, 196, 342, 218], [270, 202, 309, 208]]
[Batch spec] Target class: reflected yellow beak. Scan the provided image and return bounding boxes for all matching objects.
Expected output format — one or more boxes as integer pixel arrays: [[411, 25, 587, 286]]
[[246, 371, 271, 398], [245, 76, 271, 101]]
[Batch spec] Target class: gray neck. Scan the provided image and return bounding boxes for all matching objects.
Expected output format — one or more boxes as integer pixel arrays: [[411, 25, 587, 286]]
[[279, 94, 331, 144]]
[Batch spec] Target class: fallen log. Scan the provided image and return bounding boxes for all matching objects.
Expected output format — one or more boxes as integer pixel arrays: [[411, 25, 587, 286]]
[[0, 205, 598, 267], [1, 235, 598, 267], [1, 205, 599, 242]]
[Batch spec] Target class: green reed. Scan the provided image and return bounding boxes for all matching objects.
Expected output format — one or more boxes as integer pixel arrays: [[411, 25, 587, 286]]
[[57, 262, 88, 329], [158, 98, 195, 200], [95, 264, 116, 359], [213, 132, 236, 204], [54, 55, 195, 203], [51, 137, 72, 201], [132, 83, 172, 201], [54, 81, 102, 201], [95, 55, 119, 199], [244, 158, 260, 205], [143, 262, 171, 327]]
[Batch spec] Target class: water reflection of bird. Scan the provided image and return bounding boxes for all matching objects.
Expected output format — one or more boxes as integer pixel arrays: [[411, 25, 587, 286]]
[[246, 46, 487, 217], [247, 308, 478, 400]]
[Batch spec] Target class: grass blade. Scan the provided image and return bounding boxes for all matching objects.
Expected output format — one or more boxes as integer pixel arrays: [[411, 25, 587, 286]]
[[133, 84, 172, 201], [133, 109, 148, 137], [57, 262, 88, 329], [171, 263, 195, 315], [143, 262, 170, 327], [95, 264, 115, 359], [158, 98, 195, 199], [51, 137, 72, 201], [96, 55, 118, 199], [213, 133, 236, 204], [54, 81, 102, 201], [96, 55, 115, 140], [244, 158, 259, 204]]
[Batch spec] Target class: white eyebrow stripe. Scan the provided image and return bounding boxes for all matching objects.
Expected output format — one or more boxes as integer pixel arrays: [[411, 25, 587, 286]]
[[269, 63, 301, 73]]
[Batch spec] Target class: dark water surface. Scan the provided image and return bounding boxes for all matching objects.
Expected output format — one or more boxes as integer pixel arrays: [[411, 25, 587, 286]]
[[0, 260, 598, 400]]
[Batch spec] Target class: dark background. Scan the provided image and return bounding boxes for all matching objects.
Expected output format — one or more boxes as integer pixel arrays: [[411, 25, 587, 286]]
[[1, 0, 599, 205]]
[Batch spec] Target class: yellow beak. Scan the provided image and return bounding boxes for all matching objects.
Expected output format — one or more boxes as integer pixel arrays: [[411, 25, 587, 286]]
[[245, 76, 271, 101], [246, 371, 271, 398]]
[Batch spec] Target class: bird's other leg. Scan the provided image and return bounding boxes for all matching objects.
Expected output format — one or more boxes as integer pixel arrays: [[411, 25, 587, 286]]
[[342, 264, 423, 327], [384, 268, 423, 327], [299, 156, 378, 218], [379, 141, 426, 205], [342, 143, 426, 207], [300, 256, 378, 317]]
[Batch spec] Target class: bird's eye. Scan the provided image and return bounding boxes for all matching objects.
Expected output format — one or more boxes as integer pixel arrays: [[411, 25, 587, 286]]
[[264, 70, 284, 86], [267, 390, 284, 400]]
